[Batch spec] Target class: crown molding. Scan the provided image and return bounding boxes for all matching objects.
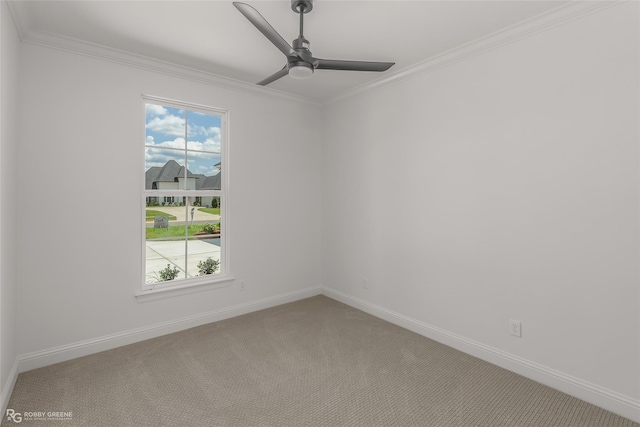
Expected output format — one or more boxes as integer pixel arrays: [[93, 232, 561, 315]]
[[324, 0, 626, 106], [6, 0, 32, 40], [15, 25, 320, 107], [7, 0, 625, 107]]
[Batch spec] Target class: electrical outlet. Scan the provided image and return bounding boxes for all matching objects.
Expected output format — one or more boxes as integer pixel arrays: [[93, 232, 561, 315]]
[[362, 278, 369, 289], [509, 319, 522, 337]]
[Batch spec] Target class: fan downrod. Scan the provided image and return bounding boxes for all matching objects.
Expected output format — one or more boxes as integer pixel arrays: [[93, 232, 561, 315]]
[[291, 0, 313, 13]]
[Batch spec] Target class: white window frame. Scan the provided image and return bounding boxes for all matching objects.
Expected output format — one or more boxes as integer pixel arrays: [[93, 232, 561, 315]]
[[137, 95, 232, 299]]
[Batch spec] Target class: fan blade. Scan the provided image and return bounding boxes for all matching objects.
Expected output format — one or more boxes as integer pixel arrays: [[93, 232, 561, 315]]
[[257, 66, 289, 86], [314, 58, 395, 72], [233, 2, 297, 58]]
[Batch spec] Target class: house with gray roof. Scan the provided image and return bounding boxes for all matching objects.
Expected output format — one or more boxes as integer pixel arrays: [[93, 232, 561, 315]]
[[146, 160, 220, 207]]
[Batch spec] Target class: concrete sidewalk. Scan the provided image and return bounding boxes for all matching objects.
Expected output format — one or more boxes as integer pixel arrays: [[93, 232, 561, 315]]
[[145, 238, 221, 283], [144, 207, 222, 283]]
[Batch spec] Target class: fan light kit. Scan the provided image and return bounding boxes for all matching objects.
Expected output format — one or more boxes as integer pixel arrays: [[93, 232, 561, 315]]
[[289, 61, 313, 79], [233, 0, 395, 85]]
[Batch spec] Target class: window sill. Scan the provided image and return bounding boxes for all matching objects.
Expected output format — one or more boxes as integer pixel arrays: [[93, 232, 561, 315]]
[[135, 275, 235, 303]]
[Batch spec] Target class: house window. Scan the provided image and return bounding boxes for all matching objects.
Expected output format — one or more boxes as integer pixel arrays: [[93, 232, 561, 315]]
[[142, 96, 228, 291]]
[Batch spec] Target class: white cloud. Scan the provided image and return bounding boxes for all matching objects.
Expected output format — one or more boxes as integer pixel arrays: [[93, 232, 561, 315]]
[[146, 135, 220, 154], [146, 108, 221, 144], [145, 147, 183, 169], [145, 136, 185, 149], [186, 137, 221, 153], [190, 125, 221, 140], [146, 115, 185, 137], [145, 104, 168, 117], [205, 127, 221, 140]]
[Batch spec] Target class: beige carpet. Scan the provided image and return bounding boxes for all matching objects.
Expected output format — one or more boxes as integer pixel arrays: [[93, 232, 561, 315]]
[[4, 296, 638, 426]]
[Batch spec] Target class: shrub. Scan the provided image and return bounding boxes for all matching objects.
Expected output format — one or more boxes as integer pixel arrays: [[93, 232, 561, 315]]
[[202, 223, 219, 234], [198, 258, 220, 276], [158, 264, 180, 281]]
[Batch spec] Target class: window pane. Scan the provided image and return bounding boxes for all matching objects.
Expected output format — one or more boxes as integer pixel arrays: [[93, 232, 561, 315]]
[[187, 229, 220, 277], [145, 149, 187, 191], [187, 152, 222, 191], [187, 195, 221, 278], [142, 99, 227, 291], [186, 110, 222, 153], [144, 203, 188, 284], [187, 238, 221, 278], [145, 104, 186, 149]]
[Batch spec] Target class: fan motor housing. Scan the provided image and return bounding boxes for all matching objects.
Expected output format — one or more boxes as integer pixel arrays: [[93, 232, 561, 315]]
[[293, 37, 311, 51], [291, 0, 313, 13]]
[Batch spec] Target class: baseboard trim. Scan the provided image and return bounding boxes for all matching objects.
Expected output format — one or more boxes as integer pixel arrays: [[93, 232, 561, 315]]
[[14, 285, 639, 422], [1, 359, 19, 416], [18, 286, 322, 373], [322, 286, 640, 423]]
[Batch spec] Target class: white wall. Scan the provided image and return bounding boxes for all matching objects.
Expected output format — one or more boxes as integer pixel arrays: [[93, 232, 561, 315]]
[[16, 43, 322, 356], [322, 1, 639, 414], [9, 1, 639, 422], [0, 0, 20, 410]]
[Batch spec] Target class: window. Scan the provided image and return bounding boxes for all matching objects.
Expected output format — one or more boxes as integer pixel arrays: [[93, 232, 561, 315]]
[[142, 96, 228, 292]]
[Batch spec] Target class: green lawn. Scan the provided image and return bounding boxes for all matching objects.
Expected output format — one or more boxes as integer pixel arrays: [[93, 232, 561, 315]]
[[146, 224, 220, 240], [198, 207, 220, 215], [145, 210, 177, 221]]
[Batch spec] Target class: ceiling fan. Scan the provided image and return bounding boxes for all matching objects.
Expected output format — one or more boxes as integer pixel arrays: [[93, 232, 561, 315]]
[[233, 0, 395, 85]]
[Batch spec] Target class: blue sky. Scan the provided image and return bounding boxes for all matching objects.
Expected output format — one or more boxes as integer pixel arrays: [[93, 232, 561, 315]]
[[145, 103, 222, 177]]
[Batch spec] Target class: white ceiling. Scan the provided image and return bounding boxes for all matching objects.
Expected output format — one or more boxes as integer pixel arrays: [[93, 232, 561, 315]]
[[12, 0, 568, 103]]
